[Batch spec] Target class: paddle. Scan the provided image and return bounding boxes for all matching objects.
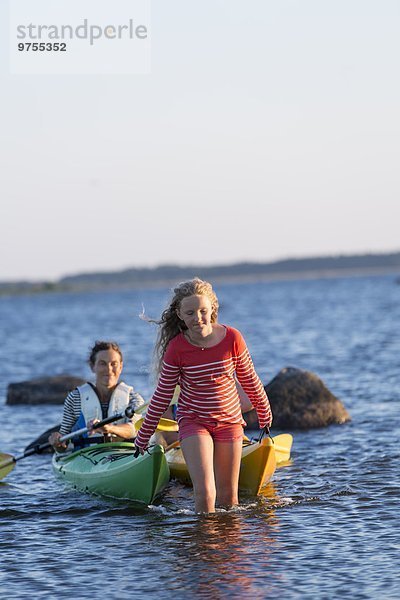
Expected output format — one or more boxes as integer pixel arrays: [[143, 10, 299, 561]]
[[270, 433, 293, 464], [0, 411, 129, 481], [165, 440, 181, 452], [134, 416, 179, 433]]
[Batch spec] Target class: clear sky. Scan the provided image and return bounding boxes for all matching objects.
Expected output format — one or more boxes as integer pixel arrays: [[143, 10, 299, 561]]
[[1, 1, 399, 281]]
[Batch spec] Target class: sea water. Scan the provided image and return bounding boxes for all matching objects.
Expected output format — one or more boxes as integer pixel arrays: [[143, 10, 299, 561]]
[[0, 275, 399, 599]]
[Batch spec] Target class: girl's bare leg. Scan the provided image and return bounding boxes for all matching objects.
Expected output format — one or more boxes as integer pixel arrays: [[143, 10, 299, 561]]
[[180, 434, 215, 513], [213, 439, 242, 508]]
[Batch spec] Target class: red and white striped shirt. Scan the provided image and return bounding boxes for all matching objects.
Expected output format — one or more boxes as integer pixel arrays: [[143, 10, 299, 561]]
[[135, 326, 272, 449]]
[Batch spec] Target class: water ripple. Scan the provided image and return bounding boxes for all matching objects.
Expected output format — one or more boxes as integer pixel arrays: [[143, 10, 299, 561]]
[[1, 277, 400, 599]]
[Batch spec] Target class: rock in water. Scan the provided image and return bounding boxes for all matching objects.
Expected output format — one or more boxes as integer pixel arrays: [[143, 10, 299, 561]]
[[245, 366, 351, 430], [6, 375, 85, 405]]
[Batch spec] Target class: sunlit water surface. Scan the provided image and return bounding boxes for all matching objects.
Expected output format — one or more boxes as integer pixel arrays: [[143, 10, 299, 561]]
[[1, 276, 399, 599]]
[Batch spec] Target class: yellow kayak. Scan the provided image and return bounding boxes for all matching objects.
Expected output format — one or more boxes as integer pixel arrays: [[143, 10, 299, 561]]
[[166, 433, 292, 496]]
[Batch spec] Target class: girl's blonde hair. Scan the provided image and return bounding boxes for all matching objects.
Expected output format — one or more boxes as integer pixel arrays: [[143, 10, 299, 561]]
[[148, 278, 219, 376]]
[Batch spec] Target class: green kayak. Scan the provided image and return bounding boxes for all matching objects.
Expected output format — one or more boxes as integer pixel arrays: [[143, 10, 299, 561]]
[[52, 442, 170, 504]]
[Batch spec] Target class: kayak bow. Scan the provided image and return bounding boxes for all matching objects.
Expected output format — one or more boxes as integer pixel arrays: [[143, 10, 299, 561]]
[[52, 442, 170, 504]]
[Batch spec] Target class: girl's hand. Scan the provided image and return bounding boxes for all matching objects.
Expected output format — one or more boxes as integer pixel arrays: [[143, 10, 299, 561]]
[[134, 445, 146, 458], [259, 425, 273, 442]]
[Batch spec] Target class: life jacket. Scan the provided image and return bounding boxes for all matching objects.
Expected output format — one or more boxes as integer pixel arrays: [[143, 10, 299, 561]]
[[71, 382, 133, 445]]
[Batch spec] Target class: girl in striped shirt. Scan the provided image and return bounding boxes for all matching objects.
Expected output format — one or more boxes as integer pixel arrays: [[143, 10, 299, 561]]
[[135, 278, 272, 513]]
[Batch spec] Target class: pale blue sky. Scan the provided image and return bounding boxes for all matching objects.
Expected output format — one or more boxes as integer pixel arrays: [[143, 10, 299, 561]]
[[1, 1, 399, 281]]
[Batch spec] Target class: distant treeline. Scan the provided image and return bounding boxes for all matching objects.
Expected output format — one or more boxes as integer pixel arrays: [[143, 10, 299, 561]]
[[1, 251, 400, 295]]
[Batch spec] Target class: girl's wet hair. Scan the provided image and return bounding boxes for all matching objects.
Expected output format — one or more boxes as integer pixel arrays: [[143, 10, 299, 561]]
[[88, 341, 123, 366], [147, 278, 219, 376]]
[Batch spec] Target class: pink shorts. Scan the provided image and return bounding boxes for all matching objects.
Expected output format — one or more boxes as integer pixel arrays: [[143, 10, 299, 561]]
[[178, 417, 244, 443]]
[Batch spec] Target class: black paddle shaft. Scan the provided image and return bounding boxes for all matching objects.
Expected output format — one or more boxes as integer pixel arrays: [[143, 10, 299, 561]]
[[17, 410, 134, 462]]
